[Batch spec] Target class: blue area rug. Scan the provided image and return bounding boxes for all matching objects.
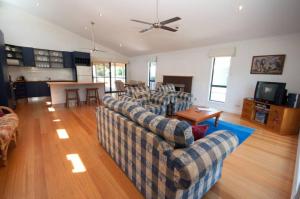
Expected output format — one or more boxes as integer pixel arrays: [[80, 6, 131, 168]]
[[199, 118, 255, 145]]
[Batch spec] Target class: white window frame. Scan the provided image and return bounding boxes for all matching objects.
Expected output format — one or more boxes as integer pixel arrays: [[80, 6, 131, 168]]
[[209, 56, 231, 103]]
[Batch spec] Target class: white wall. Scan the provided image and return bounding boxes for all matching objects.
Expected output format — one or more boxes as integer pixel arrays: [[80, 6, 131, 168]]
[[0, 3, 128, 63], [7, 66, 74, 81], [128, 33, 300, 114]]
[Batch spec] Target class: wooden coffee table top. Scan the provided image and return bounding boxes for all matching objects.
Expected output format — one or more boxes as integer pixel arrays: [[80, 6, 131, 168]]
[[176, 106, 223, 125]]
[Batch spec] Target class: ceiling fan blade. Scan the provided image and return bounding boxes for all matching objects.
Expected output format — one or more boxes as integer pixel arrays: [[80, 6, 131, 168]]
[[94, 49, 106, 53], [131, 19, 153, 25], [160, 17, 181, 25], [160, 26, 177, 32], [140, 26, 154, 33]]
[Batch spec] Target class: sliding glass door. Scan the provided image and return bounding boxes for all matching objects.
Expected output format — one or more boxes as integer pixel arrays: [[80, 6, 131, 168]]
[[93, 62, 126, 93]]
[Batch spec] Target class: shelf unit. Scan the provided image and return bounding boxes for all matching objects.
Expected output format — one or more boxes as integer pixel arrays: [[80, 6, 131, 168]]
[[5, 44, 24, 66], [34, 49, 64, 68], [241, 98, 300, 135]]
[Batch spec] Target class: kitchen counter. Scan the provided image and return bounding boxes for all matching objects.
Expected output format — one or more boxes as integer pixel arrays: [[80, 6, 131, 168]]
[[47, 81, 105, 105], [14, 80, 75, 83], [47, 82, 103, 85]]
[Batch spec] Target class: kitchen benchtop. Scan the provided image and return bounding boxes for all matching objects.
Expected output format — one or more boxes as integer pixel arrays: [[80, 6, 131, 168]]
[[47, 82, 105, 86], [14, 80, 76, 83]]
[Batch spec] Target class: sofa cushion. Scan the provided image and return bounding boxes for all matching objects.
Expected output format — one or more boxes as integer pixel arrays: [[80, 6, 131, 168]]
[[126, 106, 194, 148], [103, 95, 138, 116], [157, 84, 176, 93], [134, 91, 150, 105], [192, 125, 209, 140]]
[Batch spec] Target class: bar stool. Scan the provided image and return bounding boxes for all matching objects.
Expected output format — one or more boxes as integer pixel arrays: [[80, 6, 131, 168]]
[[86, 88, 100, 105], [65, 89, 80, 108]]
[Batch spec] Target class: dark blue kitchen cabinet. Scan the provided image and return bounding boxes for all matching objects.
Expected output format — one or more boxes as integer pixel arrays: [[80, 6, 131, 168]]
[[22, 47, 35, 67], [73, 51, 91, 66], [26, 82, 50, 97], [39, 82, 50, 96], [14, 82, 27, 99], [63, 51, 73, 68], [0, 30, 9, 106]]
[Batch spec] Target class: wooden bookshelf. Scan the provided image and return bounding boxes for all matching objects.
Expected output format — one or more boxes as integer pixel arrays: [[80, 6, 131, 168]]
[[241, 98, 300, 135]]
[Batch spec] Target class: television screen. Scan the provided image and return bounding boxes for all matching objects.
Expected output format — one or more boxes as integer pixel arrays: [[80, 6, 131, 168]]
[[256, 83, 278, 101], [254, 81, 286, 104]]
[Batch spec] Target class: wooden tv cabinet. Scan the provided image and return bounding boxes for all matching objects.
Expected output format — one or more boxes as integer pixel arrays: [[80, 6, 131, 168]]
[[241, 98, 300, 135]]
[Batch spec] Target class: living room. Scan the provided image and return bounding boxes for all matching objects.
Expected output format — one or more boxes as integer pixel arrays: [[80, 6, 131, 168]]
[[0, 0, 300, 199]]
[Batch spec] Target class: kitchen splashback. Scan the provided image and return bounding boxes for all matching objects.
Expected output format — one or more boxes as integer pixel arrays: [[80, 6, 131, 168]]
[[8, 66, 74, 81]]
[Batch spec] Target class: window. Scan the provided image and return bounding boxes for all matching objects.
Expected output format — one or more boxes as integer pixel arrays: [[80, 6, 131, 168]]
[[148, 61, 156, 90], [93, 62, 126, 93], [209, 56, 231, 102]]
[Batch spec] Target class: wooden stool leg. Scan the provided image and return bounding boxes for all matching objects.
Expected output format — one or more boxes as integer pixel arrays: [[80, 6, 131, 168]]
[[96, 89, 100, 105], [66, 91, 69, 108], [76, 90, 80, 106]]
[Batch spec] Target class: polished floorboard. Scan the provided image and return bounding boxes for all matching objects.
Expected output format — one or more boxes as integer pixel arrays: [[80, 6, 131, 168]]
[[0, 100, 297, 199]]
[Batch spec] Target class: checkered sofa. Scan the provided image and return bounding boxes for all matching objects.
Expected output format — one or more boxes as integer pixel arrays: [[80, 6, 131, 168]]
[[156, 84, 192, 116], [123, 86, 170, 116], [96, 96, 239, 199]]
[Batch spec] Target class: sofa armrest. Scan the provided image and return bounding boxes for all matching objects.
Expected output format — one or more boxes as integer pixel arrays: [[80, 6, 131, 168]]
[[169, 130, 239, 189], [177, 92, 192, 101]]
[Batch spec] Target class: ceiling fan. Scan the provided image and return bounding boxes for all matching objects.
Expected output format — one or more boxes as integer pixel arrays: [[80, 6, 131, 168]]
[[82, 21, 106, 53], [131, 0, 181, 33]]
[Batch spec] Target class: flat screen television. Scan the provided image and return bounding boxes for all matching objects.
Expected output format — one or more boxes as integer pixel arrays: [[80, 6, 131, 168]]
[[254, 81, 286, 105]]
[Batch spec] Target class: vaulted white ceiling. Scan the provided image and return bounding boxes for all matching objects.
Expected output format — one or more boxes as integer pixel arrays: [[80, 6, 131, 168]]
[[3, 0, 300, 57]]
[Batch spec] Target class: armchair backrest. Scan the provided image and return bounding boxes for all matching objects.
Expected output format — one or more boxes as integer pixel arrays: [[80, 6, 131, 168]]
[[125, 85, 150, 97], [157, 84, 176, 93]]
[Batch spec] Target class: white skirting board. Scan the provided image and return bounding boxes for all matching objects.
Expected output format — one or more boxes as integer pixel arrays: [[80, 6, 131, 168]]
[[291, 131, 300, 199]]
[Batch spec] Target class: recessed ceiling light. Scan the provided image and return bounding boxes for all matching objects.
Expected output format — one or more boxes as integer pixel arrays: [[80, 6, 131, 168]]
[[36, 2, 40, 7], [119, 43, 123, 47], [238, 5, 243, 11]]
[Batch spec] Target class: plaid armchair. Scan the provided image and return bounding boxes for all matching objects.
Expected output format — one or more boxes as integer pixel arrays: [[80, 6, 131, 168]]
[[120, 87, 170, 116], [157, 84, 192, 115]]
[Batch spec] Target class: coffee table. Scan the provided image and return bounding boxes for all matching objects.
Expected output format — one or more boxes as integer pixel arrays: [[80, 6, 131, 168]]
[[176, 106, 223, 126]]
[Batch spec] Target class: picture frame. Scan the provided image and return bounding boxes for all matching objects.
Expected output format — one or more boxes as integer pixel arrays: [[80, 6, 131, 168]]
[[250, 54, 286, 75]]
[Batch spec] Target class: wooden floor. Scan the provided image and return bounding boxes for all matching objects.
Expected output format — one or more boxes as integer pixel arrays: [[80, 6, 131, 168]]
[[0, 99, 297, 199]]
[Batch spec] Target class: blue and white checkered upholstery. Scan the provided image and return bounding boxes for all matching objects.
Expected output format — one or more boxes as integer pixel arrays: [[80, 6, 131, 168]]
[[96, 106, 239, 199], [103, 95, 194, 148], [177, 92, 192, 101], [143, 104, 167, 116], [121, 90, 170, 116], [134, 91, 151, 105], [125, 85, 150, 97], [119, 95, 141, 104], [168, 100, 193, 116], [157, 84, 176, 93], [156, 84, 193, 115]]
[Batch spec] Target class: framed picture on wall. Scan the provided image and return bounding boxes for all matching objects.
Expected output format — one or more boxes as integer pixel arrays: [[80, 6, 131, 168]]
[[250, 54, 286, 75]]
